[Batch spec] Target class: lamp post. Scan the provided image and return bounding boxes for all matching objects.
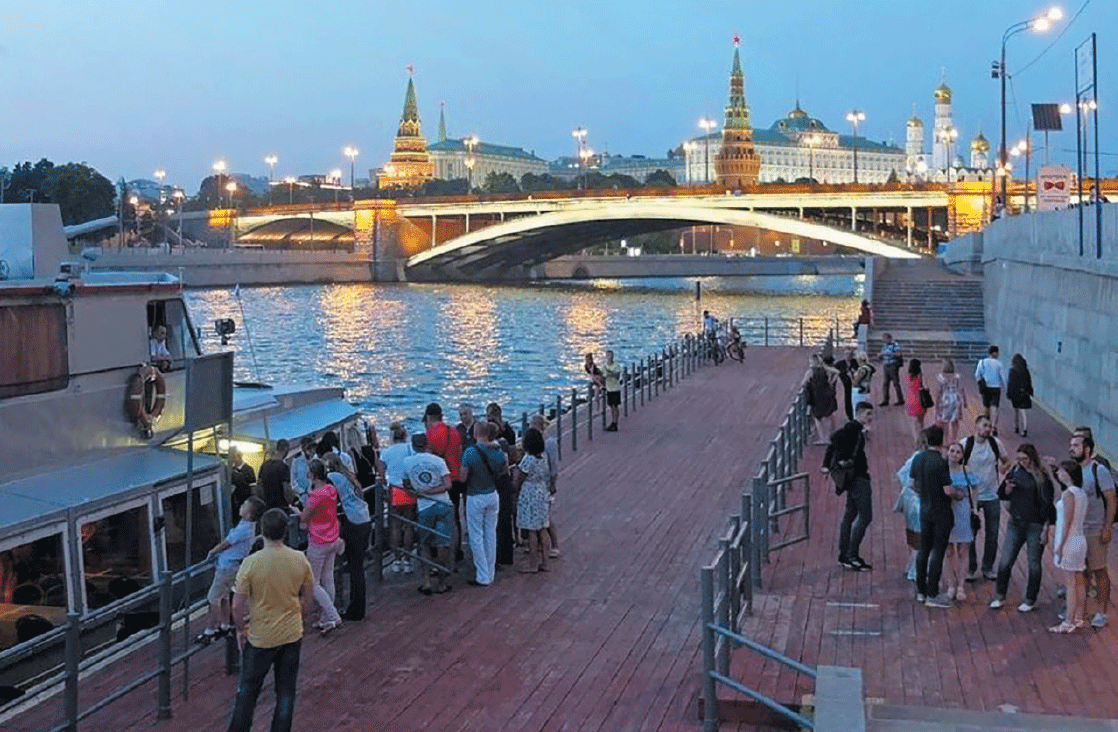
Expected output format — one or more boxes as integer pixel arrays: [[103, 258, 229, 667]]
[[805, 134, 819, 183], [264, 155, 278, 205], [153, 169, 166, 203], [330, 169, 342, 205], [845, 110, 866, 183], [579, 147, 593, 189], [212, 160, 227, 209], [463, 135, 479, 192], [225, 181, 237, 210], [283, 176, 296, 205], [698, 117, 717, 185], [129, 195, 140, 240], [942, 126, 958, 183], [1012, 137, 1033, 211], [172, 189, 185, 243], [343, 147, 358, 201], [683, 141, 697, 186], [996, 6, 1062, 210], [571, 127, 587, 189]]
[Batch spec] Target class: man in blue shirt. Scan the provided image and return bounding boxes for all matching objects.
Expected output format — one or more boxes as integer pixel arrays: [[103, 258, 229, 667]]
[[878, 333, 904, 406], [198, 497, 263, 643]]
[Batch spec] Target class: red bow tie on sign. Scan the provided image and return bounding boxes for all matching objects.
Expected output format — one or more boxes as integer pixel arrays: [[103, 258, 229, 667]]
[[1044, 180, 1066, 190]]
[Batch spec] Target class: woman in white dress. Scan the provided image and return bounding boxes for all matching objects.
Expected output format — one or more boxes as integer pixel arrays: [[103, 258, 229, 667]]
[[935, 358, 967, 445], [516, 428, 553, 573], [1050, 460, 1088, 633]]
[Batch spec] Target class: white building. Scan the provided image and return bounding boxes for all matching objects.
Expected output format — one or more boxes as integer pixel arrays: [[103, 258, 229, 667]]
[[428, 138, 548, 186], [683, 103, 906, 184]]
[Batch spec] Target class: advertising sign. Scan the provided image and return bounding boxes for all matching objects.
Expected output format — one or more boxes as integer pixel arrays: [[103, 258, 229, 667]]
[[1037, 165, 1072, 211]]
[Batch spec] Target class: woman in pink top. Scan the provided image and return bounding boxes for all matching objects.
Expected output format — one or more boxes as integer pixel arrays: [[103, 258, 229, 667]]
[[300, 459, 342, 634]]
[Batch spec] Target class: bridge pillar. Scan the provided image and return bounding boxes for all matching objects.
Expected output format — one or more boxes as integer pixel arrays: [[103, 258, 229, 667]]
[[465, 212, 470, 234], [850, 206, 857, 231], [798, 207, 804, 219], [431, 214, 437, 248], [906, 206, 913, 248], [927, 206, 933, 249]]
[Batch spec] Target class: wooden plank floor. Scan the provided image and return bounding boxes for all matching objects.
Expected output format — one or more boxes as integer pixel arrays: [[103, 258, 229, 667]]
[[5, 347, 810, 732], [736, 366, 1118, 724]]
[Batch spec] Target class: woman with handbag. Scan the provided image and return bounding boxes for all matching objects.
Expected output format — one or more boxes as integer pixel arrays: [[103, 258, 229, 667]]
[[906, 359, 931, 441], [300, 459, 343, 635], [459, 421, 507, 586], [989, 443, 1055, 613], [945, 443, 977, 601]]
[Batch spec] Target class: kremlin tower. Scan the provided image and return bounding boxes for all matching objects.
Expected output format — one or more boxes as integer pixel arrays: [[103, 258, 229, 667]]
[[377, 70, 434, 189], [970, 132, 990, 169], [713, 38, 760, 189], [931, 76, 955, 172], [905, 106, 926, 176]]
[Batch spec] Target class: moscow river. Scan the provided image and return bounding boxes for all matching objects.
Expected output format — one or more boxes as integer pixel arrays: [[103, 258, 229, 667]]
[[186, 275, 862, 430]]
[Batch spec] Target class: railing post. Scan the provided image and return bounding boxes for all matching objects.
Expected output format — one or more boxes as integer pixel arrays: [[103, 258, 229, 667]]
[[741, 495, 754, 613], [601, 388, 607, 430], [750, 478, 763, 588], [571, 388, 578, 452], [556, 394, 563, 460], [158, 570, 173, 719], [640, 360, 646, 407], [646, 357, 653, 401], [587, 385, 594, 441], [622, 366, 629, 418], [701, 567, 719, 732], [764, 317, 770, 347], [727, 515, 741, 632], [799, 316, 804, 347], [654, 355, 660, 397], [717, 547, 731, 677], [63, 612, 80, 732]]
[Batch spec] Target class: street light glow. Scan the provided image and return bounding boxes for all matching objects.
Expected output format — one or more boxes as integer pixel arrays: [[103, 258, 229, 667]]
[[153, 169, 166, 182], [845, 110, 866, 123], [698, 117, 718, 133], [264, 154, 278, 166], [225, 181, 237, 193], [1060, 103, 1073, 114], [1032, 17, 1051, 32], [343, 146, 359, 160], [213, 160, 226, 173], [1047, 6, 1063, 20]]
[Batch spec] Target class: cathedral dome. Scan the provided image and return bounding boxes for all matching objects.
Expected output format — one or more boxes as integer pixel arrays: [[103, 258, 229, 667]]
[[788, 101, 808, 119], [971, 132, 990, 152], [907, 114, 923, 128], [934, 83, 952, 103]]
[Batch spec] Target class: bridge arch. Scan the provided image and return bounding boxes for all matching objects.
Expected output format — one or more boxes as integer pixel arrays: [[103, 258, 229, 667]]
[[405, 201, 919, 279], [237, 217, 354, 248]]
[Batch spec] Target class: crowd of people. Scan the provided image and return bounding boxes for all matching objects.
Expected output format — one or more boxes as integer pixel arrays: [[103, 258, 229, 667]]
[[820, 335, 1115, 635], [207, 401, 561, 732]]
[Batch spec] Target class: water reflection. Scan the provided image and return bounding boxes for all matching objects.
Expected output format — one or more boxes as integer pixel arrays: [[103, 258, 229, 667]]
[[187, 277, 859, 431]]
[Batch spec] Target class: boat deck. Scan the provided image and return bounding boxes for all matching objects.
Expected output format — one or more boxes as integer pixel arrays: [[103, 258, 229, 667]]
[[5, 346, 810, 732]]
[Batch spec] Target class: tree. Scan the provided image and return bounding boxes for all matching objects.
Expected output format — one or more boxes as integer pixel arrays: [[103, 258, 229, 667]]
[[521, 172, 573, 192], [483, 171, 520, 194], [644, 169, 677, 188], [420, 178, 469, 197], [41, 163, 116, 225]]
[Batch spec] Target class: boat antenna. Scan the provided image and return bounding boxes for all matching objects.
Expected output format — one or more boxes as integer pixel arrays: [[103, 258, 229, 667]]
[[233, 283, 263, 382]]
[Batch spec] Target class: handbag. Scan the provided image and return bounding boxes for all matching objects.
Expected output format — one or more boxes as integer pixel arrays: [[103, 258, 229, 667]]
[[832, 461, 856, 495], [919, 378, 934, 410], [963, 466, 981, 533]]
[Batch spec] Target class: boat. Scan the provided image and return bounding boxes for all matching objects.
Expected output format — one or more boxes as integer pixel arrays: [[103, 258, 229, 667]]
[[0, 204, 360, 706]]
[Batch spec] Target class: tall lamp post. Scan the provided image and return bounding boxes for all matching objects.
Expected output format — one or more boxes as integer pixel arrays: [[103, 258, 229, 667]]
[[172, 190, 185, 244], [330, 169, 342, 205], [343, 146, 359, 201], [571, 127, 587, 189], [1012, 138, 1033, 211], [805, 134, 820, 183], [224, 182, 237, 247], [942, 126, 958, 183], [283, 176, 297, 205], [682, 141, 697, 186], [212, 160, 227, 209], [995, 6, 1062, 210], [579, 147, 594, 189], [264, 155, 278, 205], [698, 117, 718, 185], [845, 110, 865, 183], [153, 170, 166, 242], [463, 135, 479, 192]]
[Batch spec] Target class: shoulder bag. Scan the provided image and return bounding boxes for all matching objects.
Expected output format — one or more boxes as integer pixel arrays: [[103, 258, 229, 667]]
[[831, 430, 864, 496], [963, 466, 981, 533], [918, 376, 935, 410]]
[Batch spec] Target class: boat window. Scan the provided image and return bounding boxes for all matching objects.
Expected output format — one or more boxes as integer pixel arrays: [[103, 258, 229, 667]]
[[80, 506, 153, 610], [161, 485, 222, 573], [0, 304, 69, 398], [147, 299, 201, 371], [0, 534, 68, 650]]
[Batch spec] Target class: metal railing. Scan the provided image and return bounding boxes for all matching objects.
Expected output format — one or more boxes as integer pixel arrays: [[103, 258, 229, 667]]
[[724, 315, 856, 349]]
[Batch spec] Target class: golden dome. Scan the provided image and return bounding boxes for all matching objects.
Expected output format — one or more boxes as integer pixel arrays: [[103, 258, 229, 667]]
[[788, 101, 807, 119], [934, 83, 952, 103], [907, 115, 923, 128], [971, 132, 990, 152]]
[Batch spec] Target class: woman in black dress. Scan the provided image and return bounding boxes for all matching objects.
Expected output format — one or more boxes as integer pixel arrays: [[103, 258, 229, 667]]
[[1007, 353, 1034, 437]]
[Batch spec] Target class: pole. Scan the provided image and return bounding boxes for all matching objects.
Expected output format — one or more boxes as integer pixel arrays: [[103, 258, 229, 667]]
[[158, 570, 173, 719], [704, 135, 710, 186], [63, 612, 80, 732], [1000, 41, 1008, 211], [1092, 33, 1101, 259], [852, 119, 860, 183], [1024, 132, 1031, 213]]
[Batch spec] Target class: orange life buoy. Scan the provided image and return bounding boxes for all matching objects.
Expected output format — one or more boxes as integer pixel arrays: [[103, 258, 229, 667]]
[[127, 365, 167, 434]]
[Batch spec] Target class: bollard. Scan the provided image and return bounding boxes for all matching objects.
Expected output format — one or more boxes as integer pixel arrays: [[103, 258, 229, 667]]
[[556, 394, 563, 460], [539, 403, 545, 416], [571, 388, 578, 452], [63, 612, 80, 732], [622, 366, 629, 418], [158, 570, 173, 719]]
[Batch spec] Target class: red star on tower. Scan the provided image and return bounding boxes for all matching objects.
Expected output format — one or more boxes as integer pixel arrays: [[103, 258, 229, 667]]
[[733, 35, 740, 46]]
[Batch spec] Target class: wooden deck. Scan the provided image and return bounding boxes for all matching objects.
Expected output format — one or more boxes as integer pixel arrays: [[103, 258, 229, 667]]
[[5, 347, 810, 732], [737, 367, 1118, 727]]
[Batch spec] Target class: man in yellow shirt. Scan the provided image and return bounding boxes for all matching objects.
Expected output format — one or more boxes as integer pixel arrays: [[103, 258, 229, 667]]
[[225, 508, 315, 732], [604, 349, 622, 432]]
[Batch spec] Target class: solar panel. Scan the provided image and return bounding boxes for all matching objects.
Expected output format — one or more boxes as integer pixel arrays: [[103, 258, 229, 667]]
[[1032, 104, 1063, 131]]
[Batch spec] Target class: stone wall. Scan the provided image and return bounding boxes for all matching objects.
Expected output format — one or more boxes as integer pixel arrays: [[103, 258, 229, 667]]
[[961, 204, 1118, 457]]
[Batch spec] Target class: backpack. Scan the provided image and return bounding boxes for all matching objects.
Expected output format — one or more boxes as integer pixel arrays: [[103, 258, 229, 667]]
[[962, 435, 1000, 466], [1089, 459, 1118, 525]]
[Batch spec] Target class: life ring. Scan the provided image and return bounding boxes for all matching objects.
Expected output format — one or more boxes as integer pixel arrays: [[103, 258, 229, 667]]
[[127, 365, 167, 434]]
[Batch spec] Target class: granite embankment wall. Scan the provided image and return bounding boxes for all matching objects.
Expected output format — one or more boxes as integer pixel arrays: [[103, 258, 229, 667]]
[[944, 205, 1118, 457]]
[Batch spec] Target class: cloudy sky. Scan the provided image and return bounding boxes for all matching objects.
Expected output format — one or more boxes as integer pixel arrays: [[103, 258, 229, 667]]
[[1, 0, 1113, 190]]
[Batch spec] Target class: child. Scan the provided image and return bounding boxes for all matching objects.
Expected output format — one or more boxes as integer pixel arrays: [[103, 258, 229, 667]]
[[1050, 461, 1087, 633], [196, 496, 264, 643]]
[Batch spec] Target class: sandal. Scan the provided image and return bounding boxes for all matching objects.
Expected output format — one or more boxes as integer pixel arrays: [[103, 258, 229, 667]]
[[193, 628, 219, 645], [319, 619, 342, 636], [1048, 620, 1078, 633]]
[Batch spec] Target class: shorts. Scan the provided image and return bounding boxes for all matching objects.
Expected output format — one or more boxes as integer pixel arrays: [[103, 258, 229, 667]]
[[419, 502, 455, 548], [1085, 533, 1109, 572], [981, 386, 1001, 408], [607, 390, 621, 407], [207, 566, 239, 605], [391, 485, 417, 507]]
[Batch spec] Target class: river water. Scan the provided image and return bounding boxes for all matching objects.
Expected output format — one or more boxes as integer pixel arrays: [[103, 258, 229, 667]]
[[186, 275, 861, 431]]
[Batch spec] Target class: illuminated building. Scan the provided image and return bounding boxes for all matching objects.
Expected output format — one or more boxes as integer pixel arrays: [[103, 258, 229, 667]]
[[377, 71, 434, 189]]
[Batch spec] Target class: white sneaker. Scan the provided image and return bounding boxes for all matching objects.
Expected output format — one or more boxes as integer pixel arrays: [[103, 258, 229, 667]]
[[1017, 601, 1035, 613], [989, 597, 1005, 609], [1091, 612, 1109, 628]]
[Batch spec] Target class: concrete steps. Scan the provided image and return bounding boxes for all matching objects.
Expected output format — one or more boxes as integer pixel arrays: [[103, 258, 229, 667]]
[[868, 703, 1118, 732]]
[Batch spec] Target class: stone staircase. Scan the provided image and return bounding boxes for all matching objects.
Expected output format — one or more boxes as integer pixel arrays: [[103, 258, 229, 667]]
[[867, 259, 989, 363], [868, 703, 1118, 731]]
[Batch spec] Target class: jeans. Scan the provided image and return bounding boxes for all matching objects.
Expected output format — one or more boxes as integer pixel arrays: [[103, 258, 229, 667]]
[[340, 520, 371, 619], [967, 499, 1001, 575], [916, 512, 954, 598], [995, 519, 1046, 603], [838, 476, 873, 561], [882, 364, 904, 404], [225, 639, 301, 732], [304, 540, 341, 625], [466, 491, 499, 585]]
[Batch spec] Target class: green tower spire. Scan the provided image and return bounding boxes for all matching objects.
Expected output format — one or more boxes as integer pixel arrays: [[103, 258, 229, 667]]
[[723, 38, 751, 131], [402, 77, 419, 123], [438, 102, 447, 143]]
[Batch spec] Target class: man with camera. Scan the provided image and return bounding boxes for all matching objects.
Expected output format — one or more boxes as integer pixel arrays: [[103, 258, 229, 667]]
[[822, 401, 875, 571]]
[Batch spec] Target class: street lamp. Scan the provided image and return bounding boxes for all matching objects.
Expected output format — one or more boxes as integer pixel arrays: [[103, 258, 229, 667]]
[[153, 169, 166, 203], [845, 110, 866, 183], [571, 127, 587, 189], [804, 134, 820, 183], [682, 141, 697, 186], [265, 155, 278, 205], [698, 117, 718, 185], [1012, 138, 1033, 211], [225, 181, 237, 210], [343, 146, 358, 201], [463, 136, 479, 191], [942, 126, 958, 183], [283, 176, 297, 205], [579, 147, 594, 189], [995, 6, 1062, 209], [172, 189, 185, 243], [330, 169, 342, 205], [212, 160, 227, 209], [129, 195, 140, 239]]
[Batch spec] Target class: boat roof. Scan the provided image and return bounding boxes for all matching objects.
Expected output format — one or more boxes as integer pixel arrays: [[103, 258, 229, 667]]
[[234, 398, 359, 443], [0, 448, 223, 539]]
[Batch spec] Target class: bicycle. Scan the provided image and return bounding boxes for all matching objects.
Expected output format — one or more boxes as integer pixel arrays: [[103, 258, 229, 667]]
[[726, 336, 745, 362]]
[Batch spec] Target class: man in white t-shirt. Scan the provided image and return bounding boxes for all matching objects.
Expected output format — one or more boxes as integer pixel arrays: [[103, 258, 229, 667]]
[[402, 433, 453, 595], [974, 345, 1008, 434], [962, 415, 1009, 581]]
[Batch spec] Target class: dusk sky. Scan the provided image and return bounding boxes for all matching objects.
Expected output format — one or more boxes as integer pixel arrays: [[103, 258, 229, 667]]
[[2, 0, 1114, 190]]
